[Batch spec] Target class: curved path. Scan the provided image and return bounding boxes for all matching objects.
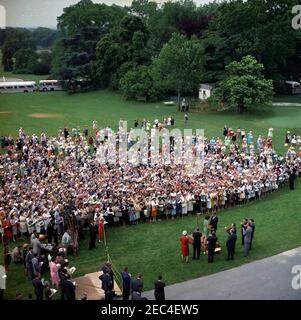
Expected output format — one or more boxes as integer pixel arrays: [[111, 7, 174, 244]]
[[144, 247, 301, 300]]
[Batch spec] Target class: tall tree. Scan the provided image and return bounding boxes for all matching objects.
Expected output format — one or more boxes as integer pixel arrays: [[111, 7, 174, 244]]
[[152, 32, 204, 105], [203, 0, 301, 81], [120, 65, 160, 101], [33, 51, 52, 75], [13, 48, 38, 74], [146, 0, 211, 54], [94, 14, 150, 89], [1, 28, 35, 71], [214, 55, 274, 113], [53, 0, 127, 84]]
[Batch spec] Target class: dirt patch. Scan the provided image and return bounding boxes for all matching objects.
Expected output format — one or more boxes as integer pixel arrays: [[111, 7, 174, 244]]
[[29, 113, 61, 119]]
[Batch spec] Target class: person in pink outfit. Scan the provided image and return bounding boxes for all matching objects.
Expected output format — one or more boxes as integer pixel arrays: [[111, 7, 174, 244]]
[[49, 256, 60, 288]]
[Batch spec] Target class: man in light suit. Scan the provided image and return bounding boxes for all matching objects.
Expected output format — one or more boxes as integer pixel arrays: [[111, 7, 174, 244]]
[[243, 223, 252, 257], [32, 253, 41, 277], [31, 235, 44, 257]]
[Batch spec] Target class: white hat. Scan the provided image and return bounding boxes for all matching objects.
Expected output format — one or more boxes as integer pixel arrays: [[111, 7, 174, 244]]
[[182, 230, 187, 236]]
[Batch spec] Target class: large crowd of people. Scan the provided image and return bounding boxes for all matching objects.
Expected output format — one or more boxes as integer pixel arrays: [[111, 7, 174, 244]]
[[0, 119, 300, 300]]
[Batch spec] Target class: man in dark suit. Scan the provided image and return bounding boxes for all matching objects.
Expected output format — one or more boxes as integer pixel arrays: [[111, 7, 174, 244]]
[[121, 267, 131, 301], [207, 231, 217, 263], [88, 220, 98, 250], [154, 275, 165, 301], [59, 268, 68, 300], [25, 247, 34, 279], [131, 273, 143, 296], [63, 274, 76, 300], [289, 168, 296, 190], [210, 213, 219, 233], [192, 228, 202, 260], [101, 261, 114, 289], [249, 219, 255, 250], [99, 271, 113, 300], [32, 274, 44, 300], [226, 229, 237, 260]]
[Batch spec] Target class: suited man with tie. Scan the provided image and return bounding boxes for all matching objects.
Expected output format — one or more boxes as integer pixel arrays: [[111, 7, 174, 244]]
[[226, 229, 237, 260], [88, 220, 98, 250], [243, 223, 252, 257], [99, 270, 113, 300], [154, 275, 165, 301], [207, 231, 217, 263], [210, 213, 219, 233], [192, 228, 202, 260], [121, 267, 131, 301]]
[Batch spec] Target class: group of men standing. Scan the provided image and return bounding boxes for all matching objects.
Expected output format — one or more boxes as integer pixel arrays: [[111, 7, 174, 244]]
[[180, 214, 256, 264], [99, 262, 166, 301]]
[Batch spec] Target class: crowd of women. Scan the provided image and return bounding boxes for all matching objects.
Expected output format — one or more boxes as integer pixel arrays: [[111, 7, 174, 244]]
[[0, 119, 300, 299]]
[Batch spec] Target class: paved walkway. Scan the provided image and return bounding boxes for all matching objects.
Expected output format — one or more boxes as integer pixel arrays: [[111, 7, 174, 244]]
[[144, 247, 301, 300]]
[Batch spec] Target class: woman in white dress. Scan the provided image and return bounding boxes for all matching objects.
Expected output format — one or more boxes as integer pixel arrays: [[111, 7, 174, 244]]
[[10, 214, 18, 242], [26, 215, 34, 235], [206, 194, 211, 214], [187, 194, 193, 215], [19, 213, 28, 239], [181, 196, 188, 216]]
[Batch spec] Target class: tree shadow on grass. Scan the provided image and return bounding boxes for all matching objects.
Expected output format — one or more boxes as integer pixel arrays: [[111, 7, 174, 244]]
[[220, 103, 276, 120]]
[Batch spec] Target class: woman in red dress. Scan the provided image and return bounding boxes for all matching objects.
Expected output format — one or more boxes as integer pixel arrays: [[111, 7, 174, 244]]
[[180, 230, 190, 263], [98, 217, 105, 243], [3, 218, 13, 241]]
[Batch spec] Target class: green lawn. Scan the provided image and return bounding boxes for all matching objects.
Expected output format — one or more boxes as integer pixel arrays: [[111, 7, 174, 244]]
[[0, 88, 301, 299], [2, 182, 301, 299], [0, 89, 301, 155]]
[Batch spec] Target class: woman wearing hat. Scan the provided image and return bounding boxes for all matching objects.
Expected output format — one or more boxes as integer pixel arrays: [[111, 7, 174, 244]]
[[179, 231, 190, 263]]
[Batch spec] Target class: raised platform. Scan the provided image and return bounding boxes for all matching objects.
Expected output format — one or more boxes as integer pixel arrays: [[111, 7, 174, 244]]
[[74, 271, 122, 300]]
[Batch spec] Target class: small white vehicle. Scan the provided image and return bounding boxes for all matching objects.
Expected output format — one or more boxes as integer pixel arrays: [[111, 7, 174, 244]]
[[39, 80, 63, 92]]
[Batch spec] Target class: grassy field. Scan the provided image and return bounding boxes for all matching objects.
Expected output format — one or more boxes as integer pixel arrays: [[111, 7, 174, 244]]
[[0, 84, 301, 299], [0, 88, 301, 155], [2, 182, 301, 299]]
